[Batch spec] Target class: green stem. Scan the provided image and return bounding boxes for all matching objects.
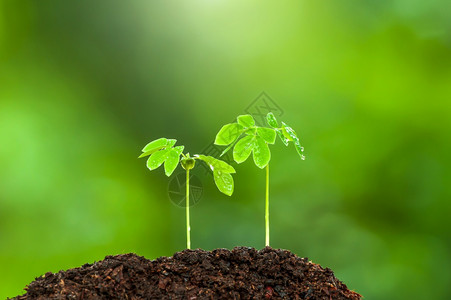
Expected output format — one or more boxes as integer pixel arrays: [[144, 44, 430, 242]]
[[186, 169, 191, 249], [265, 163, 270, 247]]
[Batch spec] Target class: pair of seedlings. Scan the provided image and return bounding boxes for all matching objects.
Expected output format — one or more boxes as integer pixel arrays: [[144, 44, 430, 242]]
[[139, 112, 305, 249]]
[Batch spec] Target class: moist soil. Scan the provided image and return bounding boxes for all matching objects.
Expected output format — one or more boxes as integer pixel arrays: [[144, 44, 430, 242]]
[[11, 247, 361, 299]]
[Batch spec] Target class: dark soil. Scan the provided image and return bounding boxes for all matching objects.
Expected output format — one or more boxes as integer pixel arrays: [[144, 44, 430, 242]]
[[11, 247, 361, 299]]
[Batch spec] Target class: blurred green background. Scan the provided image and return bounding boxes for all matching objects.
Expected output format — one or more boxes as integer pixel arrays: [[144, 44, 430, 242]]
[[1, 1, 450, 299]]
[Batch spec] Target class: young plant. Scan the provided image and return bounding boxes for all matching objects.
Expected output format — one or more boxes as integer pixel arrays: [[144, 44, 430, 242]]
[[139, 137, 235, 249], [214, 113, 305, 247]]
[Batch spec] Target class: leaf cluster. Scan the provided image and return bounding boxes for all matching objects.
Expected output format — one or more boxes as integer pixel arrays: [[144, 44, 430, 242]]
[[139, 138, 235, 196], [214, 113, 305, 169]]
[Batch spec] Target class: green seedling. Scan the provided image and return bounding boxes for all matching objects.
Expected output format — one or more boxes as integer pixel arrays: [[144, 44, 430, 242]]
[[215, 113, 305, 246], [139, 137, 235, 249]]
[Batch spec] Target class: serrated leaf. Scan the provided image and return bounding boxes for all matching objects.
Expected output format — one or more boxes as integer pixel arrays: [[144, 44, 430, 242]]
[[195, 155, 236, 173], [213, 169, 234, 196], [233, 135, 255, 164], [257, 127, 276, 144], [215, 123, 244, 145], [164, 149, 181, 176], [253, 136, 271, 169], [142, 138, 168, 152], [266, 112, 279, 128], [276, 129, 289, 146], [147, 148, 170, 170], [237, 115, 255, 128]]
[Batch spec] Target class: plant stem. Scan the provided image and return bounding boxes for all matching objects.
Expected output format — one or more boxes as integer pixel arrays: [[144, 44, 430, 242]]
[[186, 169, 191, 249], [265, 163, 270, 247]]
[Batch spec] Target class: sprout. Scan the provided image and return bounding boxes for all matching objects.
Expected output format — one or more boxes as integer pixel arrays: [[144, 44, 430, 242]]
[[139, 138, 235, 249], [215, 113, 305, 246]]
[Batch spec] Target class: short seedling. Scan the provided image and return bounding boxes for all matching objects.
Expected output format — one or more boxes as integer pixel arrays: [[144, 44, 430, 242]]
[[139, 138, 235, 249], [215, 113, 305, 246]]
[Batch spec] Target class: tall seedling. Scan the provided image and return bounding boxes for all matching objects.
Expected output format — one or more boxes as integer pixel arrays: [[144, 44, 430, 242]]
[[215, 113, 304, 246]]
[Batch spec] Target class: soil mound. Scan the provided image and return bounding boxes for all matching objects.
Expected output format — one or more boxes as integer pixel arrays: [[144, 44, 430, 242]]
[[12, 247, 361, 299]]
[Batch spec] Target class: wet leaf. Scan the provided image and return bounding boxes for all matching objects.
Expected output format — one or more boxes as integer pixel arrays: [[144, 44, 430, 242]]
[[215, 123, 244, 145], [282, 122, 299, 142], [275, 129, 289, 146], [142, 138, 168, 152], [266, 112, 279, 128], [147, 148, 170, 170], [237, 114, 255, 128], [233, 135, 255, 163], [138, 148, 164, 158], [195, 155, 235, 173], [294, 141, 305, 160], [140, 138, 170, 158], [257, 127, 276, 144], [167, 139, 177, 147], [213, 169, 234, 196], [164, 149, 181, 176], [253, 136, 270, 168]]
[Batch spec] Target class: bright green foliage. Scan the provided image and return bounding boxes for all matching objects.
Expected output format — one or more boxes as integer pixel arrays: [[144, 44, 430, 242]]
[[215, 113, 304, 168], [237, 114, 255, 127], [140, 139, 184, 177], [215, 112, 305, 247], [253, 136, 270, 168], [233, 135, 254, 163], [139, 138, 176, 158], [139, 138, 236, 250], [214, 123, 244, 145], [267, 112, 305, 159], [139, 138, 235, 196], [215, 114, 275, 169], [257, 127, 276, 144], [195, 154, 236, 196]]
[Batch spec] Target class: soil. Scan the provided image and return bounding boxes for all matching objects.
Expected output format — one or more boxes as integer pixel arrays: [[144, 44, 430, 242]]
[[11, 247, 361, 299]]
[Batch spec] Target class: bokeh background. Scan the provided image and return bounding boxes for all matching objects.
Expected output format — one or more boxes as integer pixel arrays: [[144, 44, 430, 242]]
[[1, 1, 450, 299]]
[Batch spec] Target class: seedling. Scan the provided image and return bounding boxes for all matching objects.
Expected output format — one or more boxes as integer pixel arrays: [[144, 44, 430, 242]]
[[215, 113, 305, 246], [139, 138, 235, 249]]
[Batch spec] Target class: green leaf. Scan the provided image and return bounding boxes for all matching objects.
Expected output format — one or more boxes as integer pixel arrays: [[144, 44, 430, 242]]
[[233, 135, 255, 164], [213, 169, 234, 196], [142, 138, 169, 152], [195, 155, 236, 173], [253, 136, 271, 168], [140, 138, 177, 158], [172, 145, 184, 155], [214, 123, 244, 145], [266, 112, 279, 128], [147, 148, 170, 170], [257, 127, 276, 144], [282, 122, 299, 142], [167, 139, 177, 147], [138, 148, 163, 158], [294, 141, 305, 160], [219, 142, 235, 157], [237, 115, 255, 128], [164, 149, 181, 176], [244, 127, 257, 135], [276, 129, 289, 146]]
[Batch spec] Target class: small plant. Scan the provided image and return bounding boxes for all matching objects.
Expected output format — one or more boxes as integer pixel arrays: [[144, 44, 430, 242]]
[[215, 113, 304, 246], [139, 138, 235, 249]]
